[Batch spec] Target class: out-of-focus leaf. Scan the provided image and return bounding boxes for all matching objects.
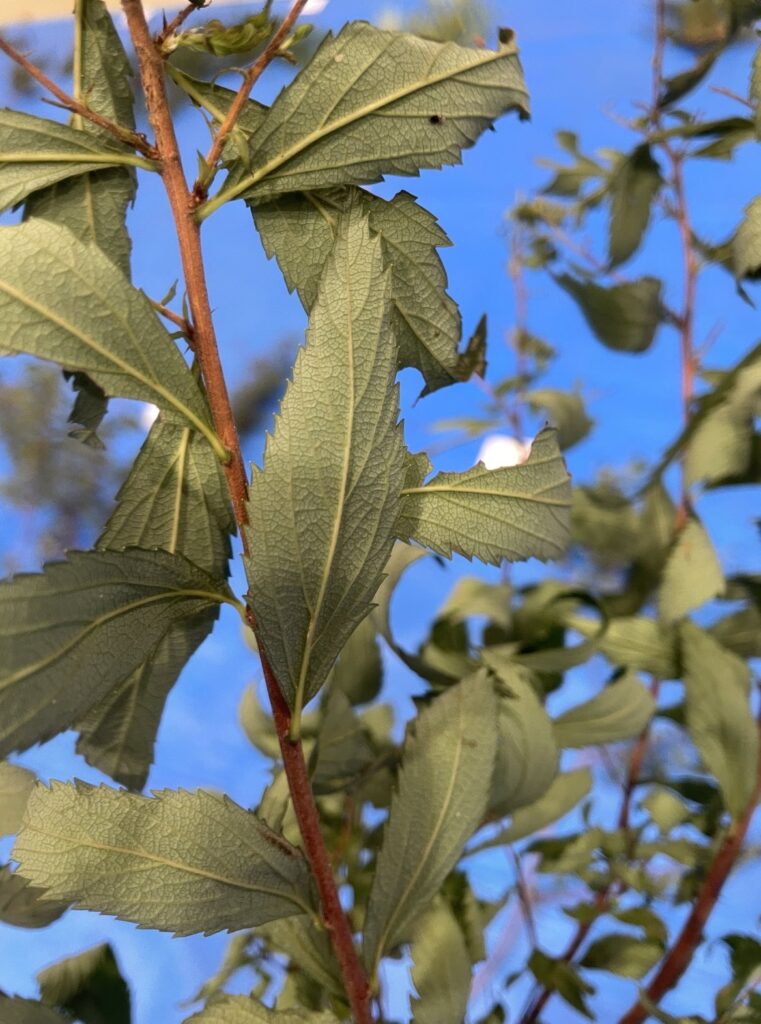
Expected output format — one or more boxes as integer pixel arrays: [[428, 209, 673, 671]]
[[13, 783, 314, 935], [528, 951, 594, 1019], [733, 194, 761, 279], [658, 518, 725, 624], [38, 943, 130, 1024], [481, 650, 558, 817], [680, 622, 759, 820], [556, 274, 663, 353], [710, 604, 761, 658], [363, 672, 497, 972], [641, 788, 692, 833], [397, 426, 571, 566], [261, 917, 342, 997], [410, 902, 471, 1024], [553, 671, 656, 748], [526, 388, 593, 450], [0, 549, 231, 758], [581, 933, 663, 979], [0, 762, 36, 836], [608, 145, 663, 267], [211, 23, 529, 207], [327, 617, 383, 706], [440, 577, 512, 629], [310, 690, 374, 794], [184, 998, 339, 1022], [469, 769, 592, 849], [659, 46, 721, 108], [565, 614, 679, 678], [0, 865, 67, 928], [0, 998, 67, 1024], [244, 204, 405, 717]]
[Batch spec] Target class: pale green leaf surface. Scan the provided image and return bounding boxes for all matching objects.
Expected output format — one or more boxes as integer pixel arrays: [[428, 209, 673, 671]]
[[439, 577, 512, 628], [685, 360, 761, 486], [0, 998, 67, 1024], [410, 902, 471, 1024], [76, 421, 234, 789], [396, 426, 571, 565], [185, 998, 339, 1023], [0, 109, 141, 214], [581, 933, 662, 979], [0, 762, 36, 836], [213, 22, 529, 207], [244, 205, 405, 713], [607, 144, 663, 267], [262, 917, 343, 997], [659, 518, 725, 624], [253, 188, 462, 394], [363, 672, 497, 972], [13, 784, 314, 935], [0, 865, 67, 929], [0, 221, 219, 451], [680, 622, 759, 820], [240, 687, 282, 760], [733, 194, 761, 279], [472, 769, 592, 848], [25, 0, 136, 277], [525, 388, 593, 450], [556, 274, 663, 353], [481, 650, 559, 817], [0, 549, 230, 758], [553, 671, 656, 748], [565, 613, 679, 678], [327, 615, 383, 706], [310, 690, 374, 794]]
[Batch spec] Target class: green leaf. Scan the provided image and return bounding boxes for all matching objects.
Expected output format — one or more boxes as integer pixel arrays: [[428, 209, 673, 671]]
[[38, 943, 130, 1024], [659, 46, 721, 108], [261, 917, 343, 997], [184, 998, 339, 1023], [711, 604, 761, 659], [580, 933, 662, 979], [62, 370, 109, 449], [658, 518, 725, 624], [608, 145, 663, 267], [556, 274, 663, 353], [473, 769, 592, 847], [0, 220, 223, 457], [525, 388, 593, 450], [13, 783, 314, 934], [327, 616, 383, 706], [481, 650, 558, 817], [553, 671, 655, 748], [396, 426, 571, 566], [0, 762, 36, 836], [244, 202, 405, 717], [0, 998, 67, 1024], [527, 950, 594, 1019], [0, 549, 231, 758], [253, 188, 463, 395], [0, 110, 148, 215], [363, 672, 498, 973], [25, 0, 137, 279], [566, 614, 679, 678], [205, 22, 529, 213], [0, 865, 68, 928], [641, 787, 691, 832], [410, 902, 471, 1024], [370, 542, 429, 645], [310, 690, 374, 794], [680, 622, 759, 820], [74, 421, 233, 789], [733, 194, 761, 279], [439, 577, 512, 629]]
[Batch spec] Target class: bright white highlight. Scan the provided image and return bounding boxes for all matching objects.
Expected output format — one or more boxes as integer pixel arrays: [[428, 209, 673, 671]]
[[140, 403, 160, 430], [476, 434, 532, 470]]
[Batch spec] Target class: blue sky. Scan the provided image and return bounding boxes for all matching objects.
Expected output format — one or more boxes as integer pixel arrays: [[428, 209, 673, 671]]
[[1, 1, 760, 1021]]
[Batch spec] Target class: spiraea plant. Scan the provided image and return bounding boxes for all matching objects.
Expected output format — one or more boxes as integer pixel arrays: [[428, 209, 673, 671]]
[[1, 1, 760, 1023]]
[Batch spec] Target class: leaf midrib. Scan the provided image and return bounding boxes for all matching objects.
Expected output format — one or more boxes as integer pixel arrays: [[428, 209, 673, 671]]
[[202, 41, 519, 215]]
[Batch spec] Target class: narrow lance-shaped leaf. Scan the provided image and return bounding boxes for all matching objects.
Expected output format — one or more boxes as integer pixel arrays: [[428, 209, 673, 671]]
[[184, 998, 340, 1023], [0, 762, 36, 836], [607, 144, 663, 267], [13, 784, 315, 935], [38, 943, 130, 1024], [0, 109, 149, 215], [680, 622, 759, 820], [0, 220, 224, 458], [0, 549, 232, 758], [244, 202, 406, 716], [553, 670, 656, 748], [253, 188, 466, 396], [75, 421, 234, 789], [363, 672, 498, 973], [396, 426, 571, 566], [205, 22, 529, 212], [410, 902, 471, 1024]]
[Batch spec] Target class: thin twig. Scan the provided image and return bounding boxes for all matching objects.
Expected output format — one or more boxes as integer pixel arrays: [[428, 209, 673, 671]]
[[155, 1, 206, 50], [120, 4, 373, 1019], [193, 0, 310, 204], [510, 847, 538, 948], [0, 34, 158, 160], [618, 719, 761, 1024], [149, 298, 195, 341]]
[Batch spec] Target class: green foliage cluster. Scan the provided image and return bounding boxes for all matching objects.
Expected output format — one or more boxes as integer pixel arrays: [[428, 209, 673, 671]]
[[0, 2, 759, 1023]]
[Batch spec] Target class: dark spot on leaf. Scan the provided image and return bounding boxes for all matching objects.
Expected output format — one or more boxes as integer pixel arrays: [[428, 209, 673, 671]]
[[429, 115, 443, 125]]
